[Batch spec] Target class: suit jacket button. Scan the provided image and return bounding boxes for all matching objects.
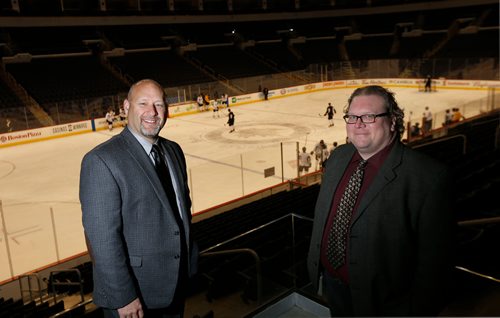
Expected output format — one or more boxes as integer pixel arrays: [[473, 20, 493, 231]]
[[174, 255, 180, 259], [174, 231, 180, 235]]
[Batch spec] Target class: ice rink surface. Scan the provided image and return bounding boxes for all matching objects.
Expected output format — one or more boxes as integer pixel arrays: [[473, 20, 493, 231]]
[[0, 86, 489, 278]]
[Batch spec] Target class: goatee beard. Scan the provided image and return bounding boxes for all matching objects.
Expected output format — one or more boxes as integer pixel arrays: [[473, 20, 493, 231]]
[[141, 124, 162, 137]]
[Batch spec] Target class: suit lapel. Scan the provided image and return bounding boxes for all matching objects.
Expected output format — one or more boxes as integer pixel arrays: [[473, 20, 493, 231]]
[[159, 139, 191, 235], [351, 142, 403, 226], [120, 128, 172, 211], [317, 145, 356, 226], [323, 146, 355, 200]]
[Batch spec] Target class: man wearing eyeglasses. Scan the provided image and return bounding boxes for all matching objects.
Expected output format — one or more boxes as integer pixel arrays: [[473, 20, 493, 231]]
[[307, 85, 454, 316]]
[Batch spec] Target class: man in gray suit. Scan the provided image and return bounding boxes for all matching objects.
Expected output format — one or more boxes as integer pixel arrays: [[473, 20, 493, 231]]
[[81, 79, 196, 317], [307, 85, 454, 316]]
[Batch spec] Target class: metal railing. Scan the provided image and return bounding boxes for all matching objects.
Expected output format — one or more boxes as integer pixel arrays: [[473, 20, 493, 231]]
[[199, 213, 313, 306], [52, 298, 93, 318], [455, 266, 500, 284], [18, 273, 44, 303], [456, 217, 500, 284], [412, 134, 467, 155], [201, 248, 263, 304], [49, 269, 85, 304]]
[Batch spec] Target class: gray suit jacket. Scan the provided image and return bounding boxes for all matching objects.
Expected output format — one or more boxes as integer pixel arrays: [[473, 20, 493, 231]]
[[307, 141, 454, 316], [80, 127, 196, 309]]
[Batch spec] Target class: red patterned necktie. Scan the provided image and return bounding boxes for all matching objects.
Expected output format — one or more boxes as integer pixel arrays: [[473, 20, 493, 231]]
[[327, 159, 367, 269]]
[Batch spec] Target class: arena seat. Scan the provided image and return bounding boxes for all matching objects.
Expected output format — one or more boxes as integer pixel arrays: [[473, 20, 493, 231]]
[[109, 50, 211, 86], [188, 46, 276, 79], [0, 78, 23, 109], [6, 56, 127, 106]]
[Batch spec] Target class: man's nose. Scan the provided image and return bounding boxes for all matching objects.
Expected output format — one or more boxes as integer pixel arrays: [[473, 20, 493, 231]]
[[354, 117, 365, 127], [144, 103, 158, 115]]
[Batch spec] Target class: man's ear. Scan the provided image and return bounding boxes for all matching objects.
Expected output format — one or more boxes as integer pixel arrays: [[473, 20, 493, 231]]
[[123, 100, 129, 115], [391, 117, 396, 132]]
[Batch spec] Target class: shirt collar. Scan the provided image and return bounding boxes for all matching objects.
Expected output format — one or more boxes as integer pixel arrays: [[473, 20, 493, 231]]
[[127, 127, 158, 155], [354, 139, 396, 169]]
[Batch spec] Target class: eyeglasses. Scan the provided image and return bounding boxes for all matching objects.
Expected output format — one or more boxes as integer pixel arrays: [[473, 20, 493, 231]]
[[343, 112, 389, 124]]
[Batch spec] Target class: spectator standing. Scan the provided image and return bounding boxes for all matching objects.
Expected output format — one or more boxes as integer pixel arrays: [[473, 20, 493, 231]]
[[6, 118, 12, 132], [307, 85, 453, 316], [452, 108, 465, 123], [330, 141, 338, 154], [81, 79, 197, 318], [411, 122, 421, 137]]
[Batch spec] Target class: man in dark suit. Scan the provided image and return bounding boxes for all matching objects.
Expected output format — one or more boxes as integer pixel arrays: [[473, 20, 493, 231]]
[[80, 79, 196, 318], [307, 85, 454, 316]]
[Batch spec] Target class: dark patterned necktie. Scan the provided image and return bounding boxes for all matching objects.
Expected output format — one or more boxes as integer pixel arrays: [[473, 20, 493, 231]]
[[327, 159, 367, 269], [151, 144, 180, 216], [151, 144, 188, 284]]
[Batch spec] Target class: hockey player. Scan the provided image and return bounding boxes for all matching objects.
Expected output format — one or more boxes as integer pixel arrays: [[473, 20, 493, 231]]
[[203, 93, 211, 111], [118, 107, 127, 127], [312, 140, 326, 169], [227, 108, 235, 133], [212, 99, 220, 118], [424, 75, 432, 92], [105, 108, 115, 131], [324, 102, 336, 127], [298, 147, 312, 175], [196, 94, 204, 111], [221, 93, 229, 107]]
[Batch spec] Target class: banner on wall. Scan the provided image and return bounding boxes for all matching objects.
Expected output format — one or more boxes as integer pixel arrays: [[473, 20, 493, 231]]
[[170, 102, 198, 116], [0, 120, 91, 147]]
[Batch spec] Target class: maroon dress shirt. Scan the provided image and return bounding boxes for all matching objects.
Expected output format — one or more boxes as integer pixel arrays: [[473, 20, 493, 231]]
[[320, 141, 394, 283]]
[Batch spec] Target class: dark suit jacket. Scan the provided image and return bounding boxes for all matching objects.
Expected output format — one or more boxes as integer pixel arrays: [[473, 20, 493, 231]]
[[80, 127, 196, 310], [307, 141, 454, 316]]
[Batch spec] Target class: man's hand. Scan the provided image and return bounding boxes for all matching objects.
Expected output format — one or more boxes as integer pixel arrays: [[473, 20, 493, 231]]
[[117, 298, 144, 318]]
